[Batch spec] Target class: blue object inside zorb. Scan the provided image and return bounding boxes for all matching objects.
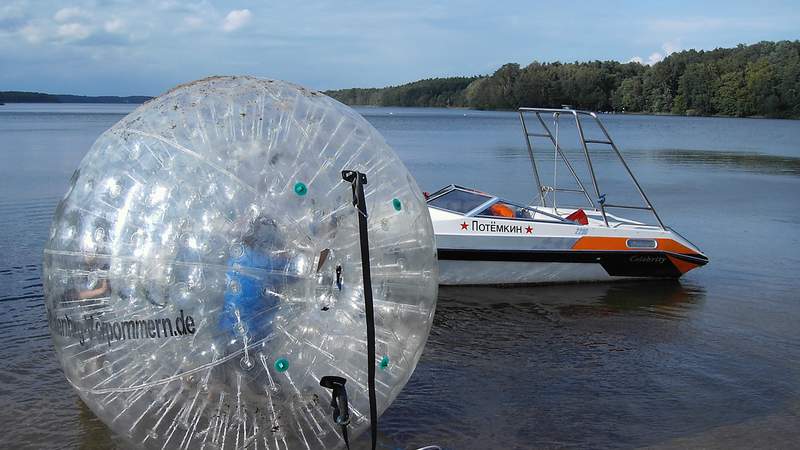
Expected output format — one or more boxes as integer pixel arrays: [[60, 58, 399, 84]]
[[222, 246, 284, 338]]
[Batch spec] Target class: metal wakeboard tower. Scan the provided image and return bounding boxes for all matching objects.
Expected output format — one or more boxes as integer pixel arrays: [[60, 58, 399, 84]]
[[518, 107, 666, 230]]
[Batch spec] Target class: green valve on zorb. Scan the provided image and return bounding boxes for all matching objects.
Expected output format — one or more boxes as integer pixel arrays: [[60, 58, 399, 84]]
[[294, 182, 307, 196], [392, 198, 402, 211], [379, 355, 390, 370], [274, 358, 289, 372]]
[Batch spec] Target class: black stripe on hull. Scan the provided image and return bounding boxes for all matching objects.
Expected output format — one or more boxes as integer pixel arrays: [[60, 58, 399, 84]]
[[437, 248, 708, 278]]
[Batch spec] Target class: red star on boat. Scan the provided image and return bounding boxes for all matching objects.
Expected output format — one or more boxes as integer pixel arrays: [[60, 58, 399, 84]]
[[525, 225, 533, 234], [460, 222, 469, 230]]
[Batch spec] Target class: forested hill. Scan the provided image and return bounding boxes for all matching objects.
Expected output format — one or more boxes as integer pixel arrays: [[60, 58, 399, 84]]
[[326, 41, 800, 119], [0, 91, 151, 103]]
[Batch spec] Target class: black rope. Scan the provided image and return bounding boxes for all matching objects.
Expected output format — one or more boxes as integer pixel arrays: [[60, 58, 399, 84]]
[[341, 170, 378, 450]]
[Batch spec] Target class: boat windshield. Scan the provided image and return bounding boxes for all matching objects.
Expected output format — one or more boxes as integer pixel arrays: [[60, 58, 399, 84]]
[[428, 189, 491, 214], [427, 186, 572, 222], [477, 200, 570, 223]]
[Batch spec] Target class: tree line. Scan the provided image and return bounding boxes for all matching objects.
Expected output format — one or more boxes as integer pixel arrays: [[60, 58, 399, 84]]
[[0, 91, 151, 104], [326, 41, 800, 119]]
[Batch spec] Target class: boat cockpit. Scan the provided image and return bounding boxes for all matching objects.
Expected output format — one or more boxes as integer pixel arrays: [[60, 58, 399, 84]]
[[426, 185, 573, 224]]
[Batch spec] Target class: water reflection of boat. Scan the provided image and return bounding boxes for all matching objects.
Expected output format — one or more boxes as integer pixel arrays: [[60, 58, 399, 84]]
[[428, 107, 708, 285], [439, 280, 704, 317]]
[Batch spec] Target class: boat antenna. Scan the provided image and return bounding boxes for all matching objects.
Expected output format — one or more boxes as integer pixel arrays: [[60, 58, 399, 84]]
[[553, 112, 560, 214]]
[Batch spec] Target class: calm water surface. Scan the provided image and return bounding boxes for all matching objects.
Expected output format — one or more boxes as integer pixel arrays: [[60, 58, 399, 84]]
[[1, 104, 798, 449]]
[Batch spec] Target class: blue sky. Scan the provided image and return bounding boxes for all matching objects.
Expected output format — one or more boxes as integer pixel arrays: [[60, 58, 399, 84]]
[[0, 1, 798, 96]]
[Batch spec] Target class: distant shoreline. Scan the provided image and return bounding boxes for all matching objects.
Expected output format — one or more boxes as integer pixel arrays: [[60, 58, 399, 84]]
[[0, 91, 151, 104], [2, 101, 795, 121], [348, 105, 796, 121]]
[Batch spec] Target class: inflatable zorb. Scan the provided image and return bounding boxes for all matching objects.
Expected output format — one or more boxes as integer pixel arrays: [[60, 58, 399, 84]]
[[42, 76, 438, 449]]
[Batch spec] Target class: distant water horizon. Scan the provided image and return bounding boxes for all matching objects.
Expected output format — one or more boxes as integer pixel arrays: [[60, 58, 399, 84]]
[[0, 93, 152, 104], [5, 100, 800, 124]]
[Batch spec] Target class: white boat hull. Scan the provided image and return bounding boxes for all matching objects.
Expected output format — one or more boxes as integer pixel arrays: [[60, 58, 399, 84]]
[[428, 203, 708, 286], [438, 260, 626, 285]]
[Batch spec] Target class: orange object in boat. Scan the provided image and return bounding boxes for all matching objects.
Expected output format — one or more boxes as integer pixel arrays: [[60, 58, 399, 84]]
[[488, 203, 514, 218], [566, 209, 589, 225]]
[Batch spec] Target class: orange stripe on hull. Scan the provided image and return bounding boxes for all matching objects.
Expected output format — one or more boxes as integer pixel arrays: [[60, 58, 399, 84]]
[[572, 236, 705, 275], [571, 236, 695, 254]]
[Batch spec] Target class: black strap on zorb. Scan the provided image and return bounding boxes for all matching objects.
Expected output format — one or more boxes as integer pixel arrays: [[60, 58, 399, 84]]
[[340, 170, 378, 450], [320, 376, 351, 449]]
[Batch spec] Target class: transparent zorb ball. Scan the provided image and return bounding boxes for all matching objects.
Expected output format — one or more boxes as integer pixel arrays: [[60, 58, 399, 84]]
[[42, 76, 438, 449]]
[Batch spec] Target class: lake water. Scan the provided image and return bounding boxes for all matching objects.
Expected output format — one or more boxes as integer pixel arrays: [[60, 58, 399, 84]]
[[1, 104, 799, 449]]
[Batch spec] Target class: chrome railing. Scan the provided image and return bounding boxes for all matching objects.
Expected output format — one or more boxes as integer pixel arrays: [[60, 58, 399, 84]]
[[518, 107, 666, 230]]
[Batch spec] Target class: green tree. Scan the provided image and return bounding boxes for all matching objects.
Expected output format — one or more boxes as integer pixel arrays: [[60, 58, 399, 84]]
[[675, 62, 717, 115], [712, 71, 749, 116], [612, 76, 645, 112], [325, 40, 800, 118]]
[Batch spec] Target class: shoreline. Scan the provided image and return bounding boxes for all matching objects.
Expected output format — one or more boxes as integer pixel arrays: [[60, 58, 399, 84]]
[[347, 104, 800, 121], [2, 101, 798, 121]]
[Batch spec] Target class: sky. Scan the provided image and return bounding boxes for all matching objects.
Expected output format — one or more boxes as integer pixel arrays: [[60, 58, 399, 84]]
[[0, 0, 798, 96]]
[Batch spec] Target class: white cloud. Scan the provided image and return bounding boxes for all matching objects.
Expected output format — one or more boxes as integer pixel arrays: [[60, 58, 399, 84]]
[[222, 9, 251, 32], [1, 1, 28, 26], [629, 42, 682, 66], [184, 15, 204, 28], [103, 18, 124, 33], [662, 41, 680, 56], [57, 22, 91, 41], [647, 51, 664, 65], [19, 23, 44, 43], [54, 7, 86, 23]]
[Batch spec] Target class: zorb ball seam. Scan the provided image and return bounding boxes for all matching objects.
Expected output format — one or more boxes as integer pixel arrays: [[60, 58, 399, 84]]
[[42, 76, 438, 449]]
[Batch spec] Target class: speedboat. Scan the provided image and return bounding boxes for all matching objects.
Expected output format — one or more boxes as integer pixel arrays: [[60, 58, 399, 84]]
[[427, 107, 708, 285]]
